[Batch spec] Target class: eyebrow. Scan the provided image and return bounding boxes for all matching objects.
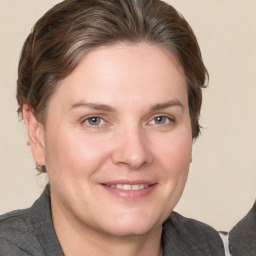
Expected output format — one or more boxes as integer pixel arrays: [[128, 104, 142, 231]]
[[69, 99, 184, 112], [149, 100, 184, 112], [69, 102, 114, 112]]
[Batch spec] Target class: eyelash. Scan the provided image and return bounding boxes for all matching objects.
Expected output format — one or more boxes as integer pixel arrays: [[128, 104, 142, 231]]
[[148, 115, 174, 126], [82, 116, 106, 126]]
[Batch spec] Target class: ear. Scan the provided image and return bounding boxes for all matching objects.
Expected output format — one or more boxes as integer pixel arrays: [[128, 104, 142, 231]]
[[23, 104, 46, 166]]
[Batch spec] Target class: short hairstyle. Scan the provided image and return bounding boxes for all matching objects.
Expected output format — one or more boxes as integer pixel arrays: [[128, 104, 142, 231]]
[[17, 0, 208, 172]]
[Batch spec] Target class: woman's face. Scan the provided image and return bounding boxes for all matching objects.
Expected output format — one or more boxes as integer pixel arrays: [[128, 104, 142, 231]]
[[34, 43, 192, 237]]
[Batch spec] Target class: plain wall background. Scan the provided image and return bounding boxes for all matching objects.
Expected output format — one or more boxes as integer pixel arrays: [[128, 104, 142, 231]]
[[0, 0, 255, 232]]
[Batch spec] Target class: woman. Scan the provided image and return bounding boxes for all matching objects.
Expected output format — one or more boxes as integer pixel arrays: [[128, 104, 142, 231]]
[[0, 0, 224, 255]]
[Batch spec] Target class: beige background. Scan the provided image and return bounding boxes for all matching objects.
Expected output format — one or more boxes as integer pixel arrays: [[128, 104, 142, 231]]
[[0, 0, 255, 232]]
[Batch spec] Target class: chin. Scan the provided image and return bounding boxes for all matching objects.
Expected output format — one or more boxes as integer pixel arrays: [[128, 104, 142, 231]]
[[101, 213, 163, 237], [108, 224, 154, 237]]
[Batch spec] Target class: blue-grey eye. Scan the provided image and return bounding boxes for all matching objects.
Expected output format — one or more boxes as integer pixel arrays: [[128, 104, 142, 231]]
[[151, 116, 170, 125], [85, 117, 104, 126]]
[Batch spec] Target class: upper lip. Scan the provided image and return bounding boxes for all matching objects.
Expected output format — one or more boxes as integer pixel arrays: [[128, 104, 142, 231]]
[[101, 180, 156, 186]]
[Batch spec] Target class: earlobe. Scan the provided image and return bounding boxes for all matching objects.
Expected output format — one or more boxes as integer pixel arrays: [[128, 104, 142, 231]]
[[23, 104, 46, 166]]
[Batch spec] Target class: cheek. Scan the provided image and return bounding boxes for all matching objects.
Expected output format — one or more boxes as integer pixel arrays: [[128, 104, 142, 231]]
[[44, 131, 112, 177], [156, 132, 192, 173]]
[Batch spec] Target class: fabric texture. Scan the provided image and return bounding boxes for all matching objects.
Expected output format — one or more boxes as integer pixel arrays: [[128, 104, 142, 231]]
[[0, 185, 63, 256], [0, 185, 224, 256], [229, 203, 256, 256]]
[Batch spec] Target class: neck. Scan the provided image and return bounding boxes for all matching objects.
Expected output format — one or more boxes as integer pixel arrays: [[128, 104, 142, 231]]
[[51, 196, 163, 256]]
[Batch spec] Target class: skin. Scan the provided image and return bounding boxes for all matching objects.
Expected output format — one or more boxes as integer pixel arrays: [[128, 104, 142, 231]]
[[23, 43, 193, 256]]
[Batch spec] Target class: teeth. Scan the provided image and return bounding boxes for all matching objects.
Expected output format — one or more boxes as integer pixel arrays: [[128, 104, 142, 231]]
[[123, 184, 132, 190], [106, 184, 150, 190], [139, 184, 145, 189], [131, 184, 140, 190]]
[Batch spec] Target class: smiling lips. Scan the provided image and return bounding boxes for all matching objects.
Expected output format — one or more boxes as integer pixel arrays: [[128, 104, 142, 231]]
[[102, 182, 157, 199], [105, 184, 150, 190]]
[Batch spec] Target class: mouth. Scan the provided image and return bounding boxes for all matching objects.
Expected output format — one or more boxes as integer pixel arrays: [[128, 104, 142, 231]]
[[101, 181, 157, 199], [104, 184, 151, 190]]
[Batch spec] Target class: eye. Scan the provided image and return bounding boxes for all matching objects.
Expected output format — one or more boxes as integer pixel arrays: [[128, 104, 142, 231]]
[[149, 116, 172, 125], [84, 116, 105, 126]]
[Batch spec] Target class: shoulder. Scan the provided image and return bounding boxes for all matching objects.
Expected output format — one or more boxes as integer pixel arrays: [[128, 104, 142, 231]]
[[0, 185, 63, 256], [229, 203, 256, 256], [169, 211, 221, 238], [0, 208, 44, 255], [162, 211, 225, 256]]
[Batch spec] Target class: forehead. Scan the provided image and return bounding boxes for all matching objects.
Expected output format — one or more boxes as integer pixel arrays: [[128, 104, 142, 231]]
[[49, 42, 187, 110], [76, 42, 184, 78]]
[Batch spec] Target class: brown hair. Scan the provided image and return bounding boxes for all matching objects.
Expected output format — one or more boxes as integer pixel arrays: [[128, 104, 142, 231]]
[[17, 0, 208, 172]]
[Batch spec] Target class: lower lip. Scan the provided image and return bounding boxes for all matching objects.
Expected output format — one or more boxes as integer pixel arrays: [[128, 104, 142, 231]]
[[101, 184, 157, 199]]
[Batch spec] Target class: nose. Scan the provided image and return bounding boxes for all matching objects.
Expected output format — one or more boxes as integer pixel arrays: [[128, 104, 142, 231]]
[[112, 126, 153, 170]]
